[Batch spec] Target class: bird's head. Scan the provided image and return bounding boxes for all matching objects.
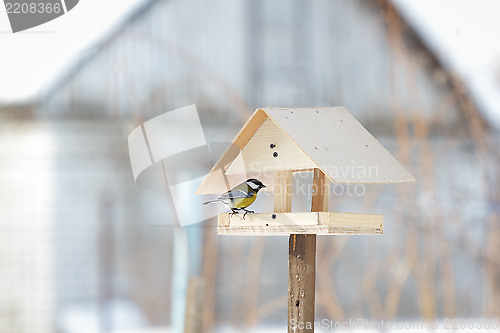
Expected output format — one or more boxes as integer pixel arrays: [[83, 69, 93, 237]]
[[246, 178, 266, 192]]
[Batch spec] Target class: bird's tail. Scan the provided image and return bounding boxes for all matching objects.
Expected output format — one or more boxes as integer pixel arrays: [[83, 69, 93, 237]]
[[202, 199, 220, 205]]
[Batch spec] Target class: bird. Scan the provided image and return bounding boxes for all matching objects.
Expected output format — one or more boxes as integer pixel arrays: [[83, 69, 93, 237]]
[[202, 178, 267, 219]]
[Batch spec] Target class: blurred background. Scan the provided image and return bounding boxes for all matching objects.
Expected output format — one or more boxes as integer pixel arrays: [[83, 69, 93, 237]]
[[1, 0, 500, 332]]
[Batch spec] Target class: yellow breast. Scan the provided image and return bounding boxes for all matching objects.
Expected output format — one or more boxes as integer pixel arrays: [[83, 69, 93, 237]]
[[232, 192, 257, 208]]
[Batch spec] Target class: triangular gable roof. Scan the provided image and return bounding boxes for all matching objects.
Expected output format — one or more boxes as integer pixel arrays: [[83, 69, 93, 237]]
[[196, 107, 414, 194]]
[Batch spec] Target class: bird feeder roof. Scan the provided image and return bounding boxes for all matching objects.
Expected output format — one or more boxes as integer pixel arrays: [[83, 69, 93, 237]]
[[196, 107, 414, 194]]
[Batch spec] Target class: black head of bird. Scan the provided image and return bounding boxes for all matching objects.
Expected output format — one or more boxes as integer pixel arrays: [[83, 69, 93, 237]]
[[246, 178, 266, 192]]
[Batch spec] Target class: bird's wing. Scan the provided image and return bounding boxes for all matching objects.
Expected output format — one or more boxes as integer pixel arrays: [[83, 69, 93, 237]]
[[218, 189, 253, 200]]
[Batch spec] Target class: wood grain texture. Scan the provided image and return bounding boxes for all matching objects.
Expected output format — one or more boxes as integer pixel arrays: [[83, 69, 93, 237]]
[[262, 107, 415, 183], [288, 169, 330, 332], [225, 119, 317, 174], [311, 168, 329, 212], [217, 212, 383, 235], [195, 108, 267, 194], [197, 106, 414, 194], [274, 170, 293, 213], [288, 234, 316, 332]]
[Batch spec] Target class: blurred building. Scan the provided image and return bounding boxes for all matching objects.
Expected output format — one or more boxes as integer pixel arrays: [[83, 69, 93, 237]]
[[0, 0, 499, 332]]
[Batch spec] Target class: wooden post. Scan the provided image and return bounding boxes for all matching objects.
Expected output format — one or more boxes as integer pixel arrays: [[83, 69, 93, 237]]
[[274, 170, 293, 213], [311, 168, 329, 213], [288, 169, 329, 332]]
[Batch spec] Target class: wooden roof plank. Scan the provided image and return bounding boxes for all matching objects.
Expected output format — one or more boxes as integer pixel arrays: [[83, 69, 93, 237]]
[[196, 106, 415, 194], [195, 109, 268, 194], [262, 107, 415, 183], [225, 118, 317, 174]]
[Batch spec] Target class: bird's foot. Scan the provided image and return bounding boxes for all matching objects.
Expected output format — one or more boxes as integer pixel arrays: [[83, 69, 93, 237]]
[[242, 209, 255, 220]]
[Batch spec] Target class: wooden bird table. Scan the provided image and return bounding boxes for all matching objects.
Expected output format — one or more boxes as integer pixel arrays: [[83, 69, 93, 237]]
[[197, 107, 414, 332]]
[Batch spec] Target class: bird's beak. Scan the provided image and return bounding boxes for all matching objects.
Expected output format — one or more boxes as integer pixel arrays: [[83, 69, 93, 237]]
[[261, 184, 267, 188]]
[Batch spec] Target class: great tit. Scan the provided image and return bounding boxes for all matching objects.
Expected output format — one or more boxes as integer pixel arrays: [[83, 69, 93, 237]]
[[202, 178, 267, 218]]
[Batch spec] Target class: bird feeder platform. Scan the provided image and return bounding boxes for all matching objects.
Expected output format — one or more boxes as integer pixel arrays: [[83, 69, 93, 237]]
[[217, 212, 383, 235]]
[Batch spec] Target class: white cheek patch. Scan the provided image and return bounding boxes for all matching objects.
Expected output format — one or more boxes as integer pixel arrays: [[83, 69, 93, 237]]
[[247, 182, 259, 190]]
